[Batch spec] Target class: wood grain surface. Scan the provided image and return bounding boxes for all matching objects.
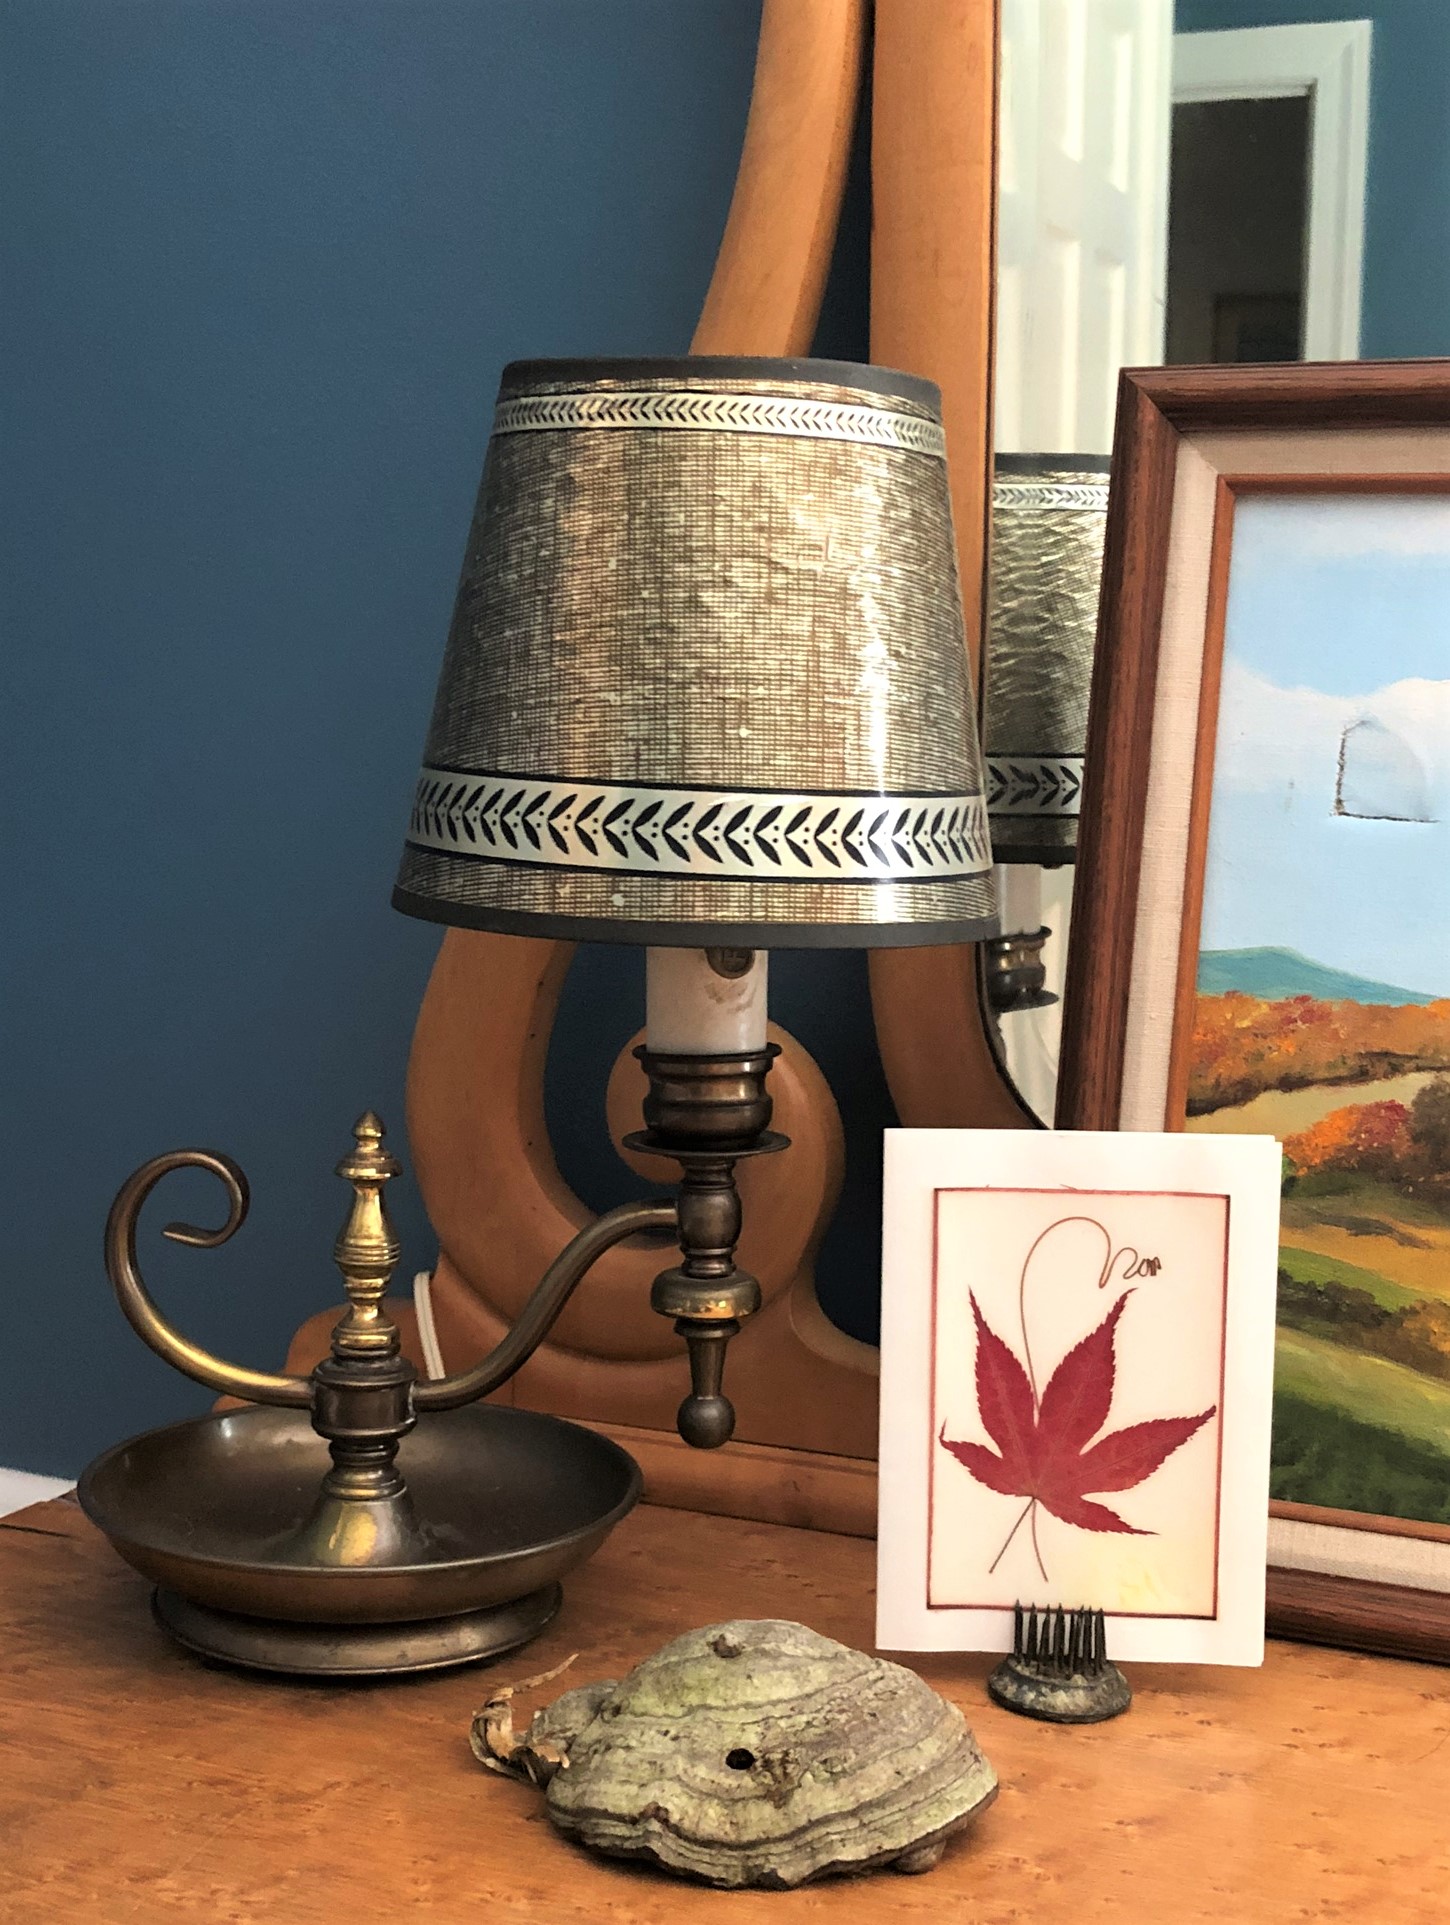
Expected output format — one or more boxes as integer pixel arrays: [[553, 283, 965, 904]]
[[5, 1499, 1449, 1922], [870, 0, 999, 678], [1135, 356, 1450, 430], [1267, 1565, 1450, 1670], [693, 0, 866, 357]]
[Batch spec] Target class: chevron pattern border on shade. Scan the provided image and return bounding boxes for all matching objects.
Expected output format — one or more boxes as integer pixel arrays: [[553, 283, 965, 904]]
[[986, 755, 1084, 819], [491, 390, 947, 457], [991, 479, 1109, 513], [407, 769, 991, 884]]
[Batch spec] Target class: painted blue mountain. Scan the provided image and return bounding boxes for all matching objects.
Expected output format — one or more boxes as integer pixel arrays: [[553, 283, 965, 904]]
[[1198, 947, 1437, 1006]]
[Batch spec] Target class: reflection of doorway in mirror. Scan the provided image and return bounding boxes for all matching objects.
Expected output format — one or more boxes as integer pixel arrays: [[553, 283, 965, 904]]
[[1169, 21, 1370, 362], [1168, 94, 1309, 363]]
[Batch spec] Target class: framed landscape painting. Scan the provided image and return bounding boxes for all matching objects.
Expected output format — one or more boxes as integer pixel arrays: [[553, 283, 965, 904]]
[[1059, 363, 1450, 1660]]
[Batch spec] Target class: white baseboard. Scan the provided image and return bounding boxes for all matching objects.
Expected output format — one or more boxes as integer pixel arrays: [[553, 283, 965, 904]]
[[0, 1468, 73, 1518]]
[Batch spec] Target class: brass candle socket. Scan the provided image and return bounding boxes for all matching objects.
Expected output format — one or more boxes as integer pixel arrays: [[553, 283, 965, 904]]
[[627, 1045, 787, 1448], [983, 926, 1058, 1013]]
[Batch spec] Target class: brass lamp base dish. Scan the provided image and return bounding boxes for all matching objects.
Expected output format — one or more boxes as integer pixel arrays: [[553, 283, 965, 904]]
[[152, 1581, 562, 1677], [79, 1403, 640, 1673]]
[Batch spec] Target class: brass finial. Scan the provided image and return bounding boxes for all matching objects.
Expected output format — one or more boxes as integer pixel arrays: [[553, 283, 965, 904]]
[[331, 1111, 403, 1357], [335, 1110, 401, 1189]]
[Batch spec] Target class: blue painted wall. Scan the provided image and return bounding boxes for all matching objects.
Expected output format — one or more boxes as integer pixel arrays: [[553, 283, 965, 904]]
[[2, 0, 885, 1477], [1175, 0, 1450, 359]]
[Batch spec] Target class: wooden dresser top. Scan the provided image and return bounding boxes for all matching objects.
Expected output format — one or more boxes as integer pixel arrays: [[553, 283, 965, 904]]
[[3, 1497, 1448, 1923]]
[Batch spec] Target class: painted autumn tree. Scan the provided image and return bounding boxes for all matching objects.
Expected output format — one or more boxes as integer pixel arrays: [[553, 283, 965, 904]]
[[1281, 1077, 1450, 1195], [1283, 1099, 1412, 1180], [1189, 993, 1450, 1115], [1410, 1077, 1450, 1177]]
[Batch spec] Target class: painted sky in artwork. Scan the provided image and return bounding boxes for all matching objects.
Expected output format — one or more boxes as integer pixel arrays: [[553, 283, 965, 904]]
[[1199, 494, 1450, 999]]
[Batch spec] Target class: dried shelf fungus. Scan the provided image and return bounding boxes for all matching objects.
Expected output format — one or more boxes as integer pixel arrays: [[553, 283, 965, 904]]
[[471, 1618, 997, 1889]]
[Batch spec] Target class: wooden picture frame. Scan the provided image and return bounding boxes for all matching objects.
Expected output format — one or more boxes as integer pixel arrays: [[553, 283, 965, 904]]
[[1059, 361, 1450, 1664]]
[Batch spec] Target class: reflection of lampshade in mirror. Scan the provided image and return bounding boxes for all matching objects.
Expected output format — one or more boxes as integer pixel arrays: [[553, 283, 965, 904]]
[[982, 454, 1111, 864], [394, 357, 998, 947]]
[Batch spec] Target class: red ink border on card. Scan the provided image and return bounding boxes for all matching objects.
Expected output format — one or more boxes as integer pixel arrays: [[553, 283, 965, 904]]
[[924, 1187, 1231, 1618]]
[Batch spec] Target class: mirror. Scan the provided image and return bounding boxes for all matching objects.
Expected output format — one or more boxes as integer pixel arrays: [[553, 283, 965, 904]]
[[986, 4, 1384, 1124]]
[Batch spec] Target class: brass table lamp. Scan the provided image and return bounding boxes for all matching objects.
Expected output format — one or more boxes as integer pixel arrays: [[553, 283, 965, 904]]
[[81, 357, 997, 1676]]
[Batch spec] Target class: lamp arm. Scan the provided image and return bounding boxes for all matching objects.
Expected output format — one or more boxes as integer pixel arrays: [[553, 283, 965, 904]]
[[411, 1199, 677, 1413], [104, 1150, 314, 1408]]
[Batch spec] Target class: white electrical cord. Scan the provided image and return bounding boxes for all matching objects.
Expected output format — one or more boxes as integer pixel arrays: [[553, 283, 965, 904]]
[[412, 1270, 447, 1381]]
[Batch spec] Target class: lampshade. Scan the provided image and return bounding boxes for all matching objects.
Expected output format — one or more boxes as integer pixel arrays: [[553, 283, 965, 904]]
[[393, 357, 996, 948], [982, 454, 1110, 865]]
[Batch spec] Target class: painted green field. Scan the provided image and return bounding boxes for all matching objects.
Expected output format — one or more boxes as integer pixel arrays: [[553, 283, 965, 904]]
[[1274, 1327, 1450, 1453], [1285, 1171, 1450, 1232], [1272, 1244, 1450, 1519], [1277, 1244, 1424, 1314], [1272, 1390, 1450, 1523], [1188, 981, 1450, 1518]]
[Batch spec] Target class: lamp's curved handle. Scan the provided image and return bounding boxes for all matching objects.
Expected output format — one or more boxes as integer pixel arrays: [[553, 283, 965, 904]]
[[412, 1199, 677, 1413], [104, 1150, 313, 1408]]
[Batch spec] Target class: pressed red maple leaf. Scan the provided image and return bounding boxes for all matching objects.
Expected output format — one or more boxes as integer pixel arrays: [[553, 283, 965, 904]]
[[940, 1292, 1216, 1580]]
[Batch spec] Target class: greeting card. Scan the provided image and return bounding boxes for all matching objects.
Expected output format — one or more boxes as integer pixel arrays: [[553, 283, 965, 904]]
[[877, 1130, 1280, 1664]]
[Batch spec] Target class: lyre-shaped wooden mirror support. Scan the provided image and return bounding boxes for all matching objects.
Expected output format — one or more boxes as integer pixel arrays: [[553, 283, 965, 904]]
[[292, 0, 1024, 1538]]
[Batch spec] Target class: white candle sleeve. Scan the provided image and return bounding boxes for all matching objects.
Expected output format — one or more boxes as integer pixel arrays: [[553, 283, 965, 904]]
[[996, 862, 1043, 937], [645, 948, 769, 1054]]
